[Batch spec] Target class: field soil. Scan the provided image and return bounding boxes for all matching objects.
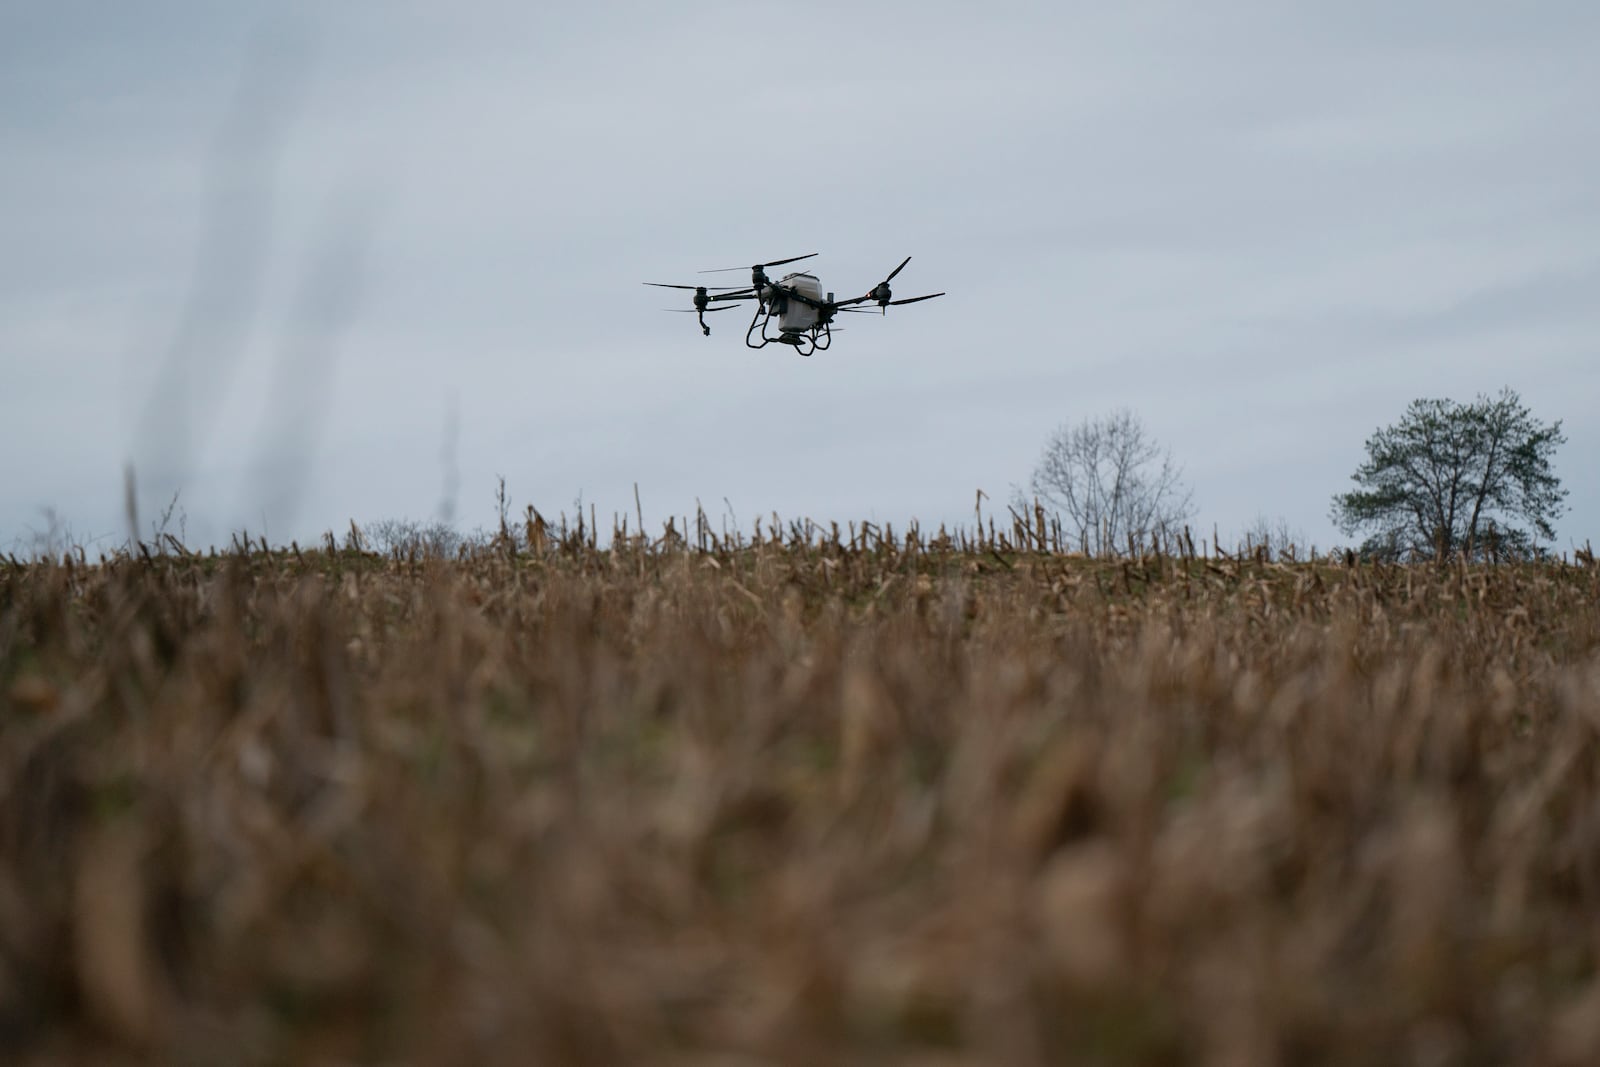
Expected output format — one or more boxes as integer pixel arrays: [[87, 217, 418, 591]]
[[4, 534, 1600, 1065]]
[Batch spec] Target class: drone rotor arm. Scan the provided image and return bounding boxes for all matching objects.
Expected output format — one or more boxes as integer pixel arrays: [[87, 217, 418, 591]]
[[767, 283, 827, 310]]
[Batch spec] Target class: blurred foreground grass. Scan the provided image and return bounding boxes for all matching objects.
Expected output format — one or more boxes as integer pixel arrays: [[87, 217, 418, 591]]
[[4, 530, 1600, 1065]]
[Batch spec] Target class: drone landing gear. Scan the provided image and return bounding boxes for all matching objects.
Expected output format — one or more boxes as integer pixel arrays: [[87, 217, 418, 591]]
[[743, 306, 826, 357]]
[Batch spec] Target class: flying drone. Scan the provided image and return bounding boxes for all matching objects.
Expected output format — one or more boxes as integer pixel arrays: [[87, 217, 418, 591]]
[[645, 253, 943, 357]]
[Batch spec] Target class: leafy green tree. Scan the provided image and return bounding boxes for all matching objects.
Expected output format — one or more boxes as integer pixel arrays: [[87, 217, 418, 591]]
[[1331, 388, 1566, 561]]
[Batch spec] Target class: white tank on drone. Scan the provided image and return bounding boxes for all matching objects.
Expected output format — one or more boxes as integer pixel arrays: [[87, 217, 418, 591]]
[[775, 272, 823, 331]]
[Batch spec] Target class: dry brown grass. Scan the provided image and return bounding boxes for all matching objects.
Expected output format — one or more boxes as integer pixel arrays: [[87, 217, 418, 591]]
[[4, 524, 1600, 1065]]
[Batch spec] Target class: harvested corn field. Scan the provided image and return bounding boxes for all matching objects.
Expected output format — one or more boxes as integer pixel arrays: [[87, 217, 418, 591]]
[[4, 528, 1600, 1065]]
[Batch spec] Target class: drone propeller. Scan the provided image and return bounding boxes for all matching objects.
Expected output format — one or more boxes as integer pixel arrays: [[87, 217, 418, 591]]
[[698, 254, 819, 310], [643, 282, 747, 291], [699, 253, 818, 275], [885, 293, 944, 306], [664, 305, 740, 313], [643, 281, 752, 314]]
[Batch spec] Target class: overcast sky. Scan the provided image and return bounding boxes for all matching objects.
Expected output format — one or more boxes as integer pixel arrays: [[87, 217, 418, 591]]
[[4, 2, 1597, 555]]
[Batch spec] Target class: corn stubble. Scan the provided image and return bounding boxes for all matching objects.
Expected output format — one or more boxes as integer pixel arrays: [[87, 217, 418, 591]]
[[3, 526, 1600, 1065]]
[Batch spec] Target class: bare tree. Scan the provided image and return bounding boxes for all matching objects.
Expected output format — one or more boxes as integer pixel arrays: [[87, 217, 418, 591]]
[[1024, 410, 1194, 556], [362, 517, 466, 559], [1236, 514, 1309, 562]]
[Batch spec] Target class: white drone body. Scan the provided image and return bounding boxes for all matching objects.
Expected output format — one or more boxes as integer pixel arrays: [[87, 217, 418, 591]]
[[767, 273, 827, 335]]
